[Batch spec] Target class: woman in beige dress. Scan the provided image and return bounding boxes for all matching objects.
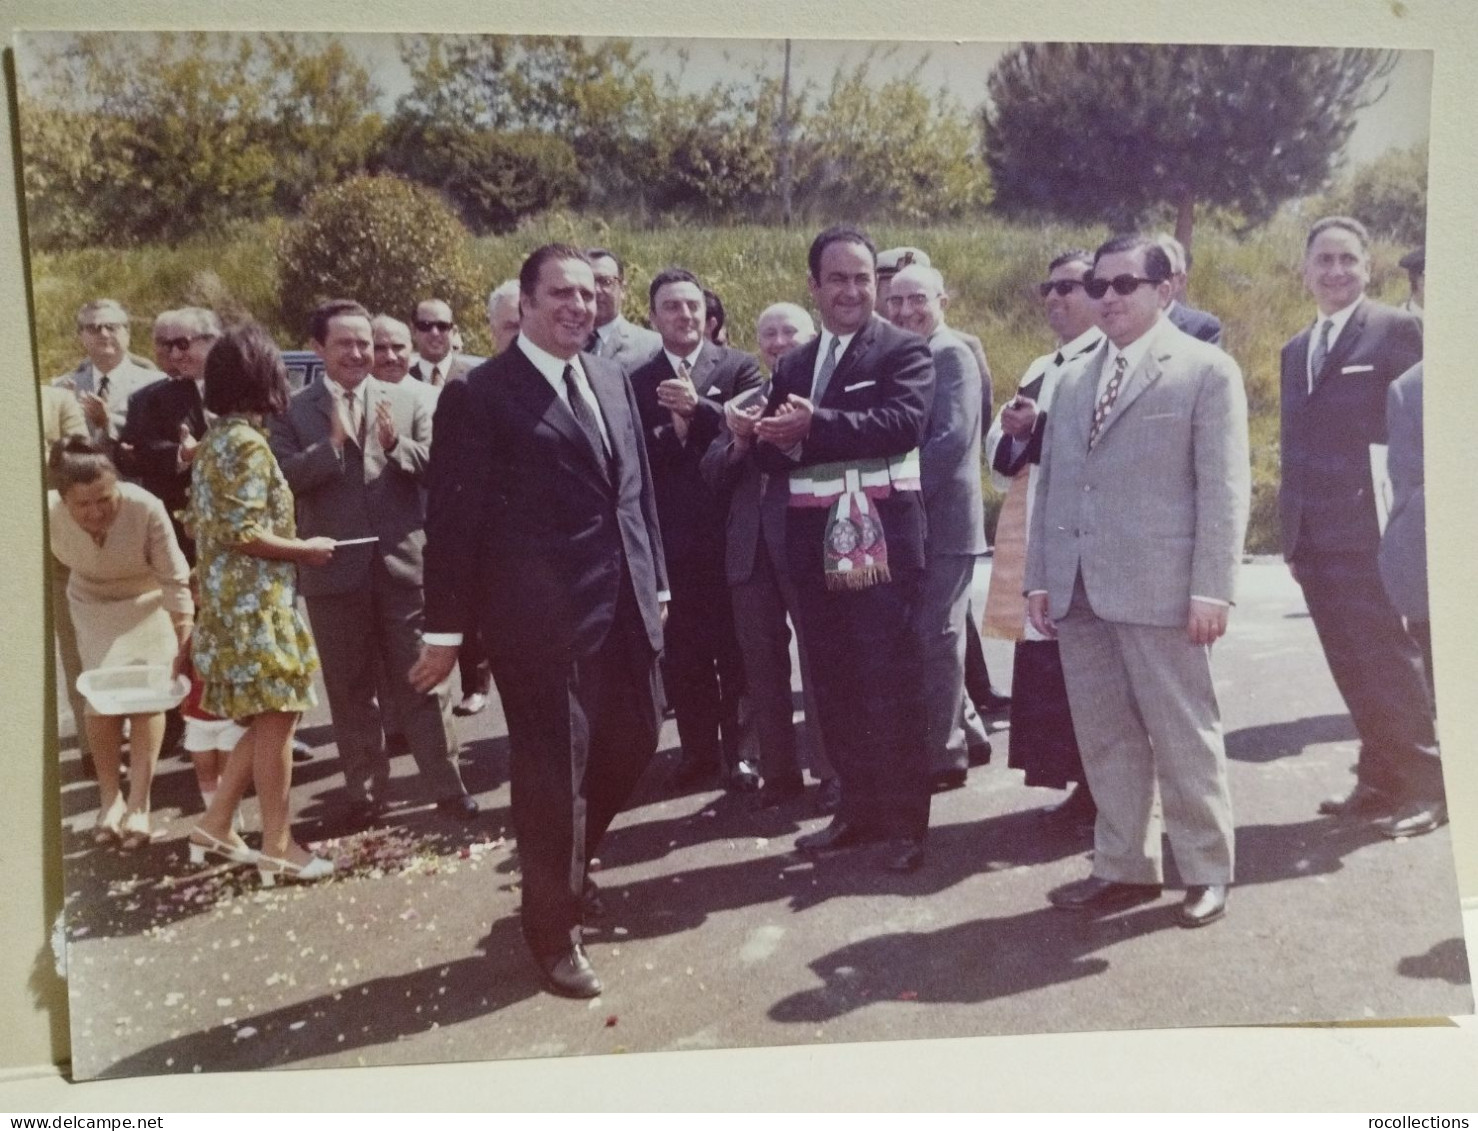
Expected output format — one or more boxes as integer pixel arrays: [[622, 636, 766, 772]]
[[48, 437, 193, 849]]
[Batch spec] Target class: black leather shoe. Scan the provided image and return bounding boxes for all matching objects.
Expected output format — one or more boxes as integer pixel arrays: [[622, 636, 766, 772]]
[[344, 798, 387, 830], [534, 943, 603, 999], [930, 768, 968, 793], [1048, 876, 1162, 913], [966, 737, 993, 766], [1178, 884, 1228, 928], [1041, 784, 1098, 830], [727, 760, 762, 793], [755, 775, 805, 810], [291, 739, 314, 764], [881, 838, 925, 873], [384, 732, 411, 757], [1375, 799, 1448, 839], [672, 757, 721, 790], [795, 819, 875, 855], [436, 794, 480, 820], [813, 778, 843, 815], [1318, 782, 1394, 818]]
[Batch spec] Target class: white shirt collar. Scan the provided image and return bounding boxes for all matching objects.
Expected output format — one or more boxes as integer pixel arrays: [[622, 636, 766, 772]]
[[663, 344, 703, 374], [1311, 294, 1364, 348], [1106, 313, 1167, 375], [517, 334, 586, 387], [1060, 326, 1105, 360]]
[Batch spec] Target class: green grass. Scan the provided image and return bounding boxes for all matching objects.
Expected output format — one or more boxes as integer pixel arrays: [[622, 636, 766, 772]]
[[26, 212, 1416, 554]]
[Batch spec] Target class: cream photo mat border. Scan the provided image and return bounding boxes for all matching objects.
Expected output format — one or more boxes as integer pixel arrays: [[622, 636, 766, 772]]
[[1, 0, 1475, 1109]]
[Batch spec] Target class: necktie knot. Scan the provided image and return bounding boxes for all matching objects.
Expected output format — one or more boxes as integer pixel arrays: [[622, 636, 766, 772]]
[[1053, 350, 1065, 367], [1309, 319, 1334, 391]]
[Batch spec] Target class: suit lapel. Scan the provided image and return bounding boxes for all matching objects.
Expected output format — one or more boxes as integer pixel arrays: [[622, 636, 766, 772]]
[[690, 341, 720, 396], [504, 351, 612, 488], [1072, 344, 1109, 450], [820, 318, 878, 407], [1095, 349, 1163, 444]]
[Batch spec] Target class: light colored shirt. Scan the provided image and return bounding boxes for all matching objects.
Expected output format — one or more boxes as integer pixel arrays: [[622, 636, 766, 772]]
[[519, 335, 611, 451], [810, 330, 857, 399]]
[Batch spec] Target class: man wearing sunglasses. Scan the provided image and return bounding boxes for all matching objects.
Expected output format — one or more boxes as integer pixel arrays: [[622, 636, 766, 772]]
[[51, 298, 159, 443], [1025, 234, 1250, 929], [984, 249, 1104, 832], [1280, 216, 1441, 838], [117, 307, 221, 564], [409, 299, 480, 386]]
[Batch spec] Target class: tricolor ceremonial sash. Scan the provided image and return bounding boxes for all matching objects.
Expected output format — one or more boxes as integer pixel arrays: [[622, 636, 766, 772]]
[[788, 450, 921, 590]]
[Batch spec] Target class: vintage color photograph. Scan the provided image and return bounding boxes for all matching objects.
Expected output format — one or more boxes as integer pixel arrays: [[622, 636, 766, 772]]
[[17, 30, 1469, 1081]]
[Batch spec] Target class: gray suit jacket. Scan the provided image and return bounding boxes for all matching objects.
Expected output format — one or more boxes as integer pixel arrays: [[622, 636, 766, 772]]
[[1024, 318, 1250, 627], [600, 317, 663, 370], [410, 353, 479, 385], [920, 327, 987, 556], [269, 376, 434, 597], [1379, 362, 1426, 621]]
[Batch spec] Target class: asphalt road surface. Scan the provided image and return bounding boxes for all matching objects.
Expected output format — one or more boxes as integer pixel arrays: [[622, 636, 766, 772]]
[[52, 560, 1472, 1080]]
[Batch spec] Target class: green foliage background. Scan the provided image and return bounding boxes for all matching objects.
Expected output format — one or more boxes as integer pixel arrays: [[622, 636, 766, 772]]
[[25, 211, 1419, 555]]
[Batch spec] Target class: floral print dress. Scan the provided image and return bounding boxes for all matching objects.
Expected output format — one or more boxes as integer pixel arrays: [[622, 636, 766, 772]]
[[186, 414, 319, 718]]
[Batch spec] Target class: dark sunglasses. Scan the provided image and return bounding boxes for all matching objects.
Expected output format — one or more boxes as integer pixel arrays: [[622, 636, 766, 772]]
[[155, 334, 215, 353], [415, 319, 455, 333], [1083, 275, 1163, 299], [1038, 280, 1086, 297]]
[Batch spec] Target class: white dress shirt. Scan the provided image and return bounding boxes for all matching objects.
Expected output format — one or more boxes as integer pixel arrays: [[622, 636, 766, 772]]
[[1305, 295, 1364, 393]]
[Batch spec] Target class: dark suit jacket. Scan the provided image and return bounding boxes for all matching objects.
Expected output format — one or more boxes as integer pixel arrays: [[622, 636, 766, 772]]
[[754, 315, 935, 577], [1168, 300, 1223, 346], [630, 342, 764, 569], [422, 345, 668, 670], [118, 375, 205, 522], [269, 377, 434, 597], [1279, 299, 1423, 558]]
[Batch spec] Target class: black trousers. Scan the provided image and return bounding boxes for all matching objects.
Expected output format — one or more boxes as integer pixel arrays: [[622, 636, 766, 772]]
[[662, 556, 746, 773], [790, 564, 930, 840], [1294, 550, 1443, 803], [493, 582, 660, 958]]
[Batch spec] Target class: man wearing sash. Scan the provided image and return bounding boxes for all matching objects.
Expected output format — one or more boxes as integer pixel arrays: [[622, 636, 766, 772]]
[[753, 225, 936, 873]]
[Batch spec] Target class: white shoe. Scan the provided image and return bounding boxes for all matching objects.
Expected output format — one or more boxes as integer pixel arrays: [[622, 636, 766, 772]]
[[454, 692, 488, 716], [118, 808, 152, 851], [257, 853, 335, 888], [187, 826, 259, 867]]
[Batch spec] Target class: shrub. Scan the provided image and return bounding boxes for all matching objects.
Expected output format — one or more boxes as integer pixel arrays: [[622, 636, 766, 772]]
[[277, 175, 481, 344]]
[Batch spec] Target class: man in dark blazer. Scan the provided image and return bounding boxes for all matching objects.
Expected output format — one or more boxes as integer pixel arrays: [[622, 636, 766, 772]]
[[412, 245, 669, 1000], [1157, 234, 1223, 346], [630, 268, 764, 791], [271, 300, 474, 830], [753, 225, 935, 873], [1280, 216, 1443, 838], [118, 307, 220, 562]]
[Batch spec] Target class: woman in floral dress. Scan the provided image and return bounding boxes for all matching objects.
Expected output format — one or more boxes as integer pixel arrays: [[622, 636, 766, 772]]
[[179, 323, 338, 885]]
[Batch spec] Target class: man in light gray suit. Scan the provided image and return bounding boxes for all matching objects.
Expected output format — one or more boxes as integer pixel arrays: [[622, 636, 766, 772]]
[[887, 263, 991, 790], [1026, 234, 1250, 928], [270, 299, 475, 829], [586, 248, 663, 368]]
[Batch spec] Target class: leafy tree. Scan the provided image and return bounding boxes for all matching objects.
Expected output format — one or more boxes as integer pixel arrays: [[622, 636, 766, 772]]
[[1320, 140, 1427, 247], [18, 31, 381, 248], [983, 44, 1397, 251], [639, 77, 780, 217], [277, 175, 480, 344], [793, 58, 990, 222]]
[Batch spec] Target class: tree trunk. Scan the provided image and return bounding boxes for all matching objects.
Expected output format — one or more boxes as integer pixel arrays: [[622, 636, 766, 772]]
[[1175, 193, 1195, 255]]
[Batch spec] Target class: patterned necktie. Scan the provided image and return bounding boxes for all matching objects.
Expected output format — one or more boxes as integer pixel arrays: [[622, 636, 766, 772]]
[[563, 364, 610, 470], [811, 335, 842, 402], [1309, 319, 1333, 391], [1089, 354, 1128, 448], [678, 357, 693, 385]]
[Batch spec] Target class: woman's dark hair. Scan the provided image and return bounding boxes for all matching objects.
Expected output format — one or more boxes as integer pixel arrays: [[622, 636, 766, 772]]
[[48, 435, 117, 494], [204, 322, 289, 417]]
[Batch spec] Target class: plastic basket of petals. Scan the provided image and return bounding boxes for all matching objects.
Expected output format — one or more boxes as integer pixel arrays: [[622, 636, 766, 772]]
[[77, 666, 190, 716]]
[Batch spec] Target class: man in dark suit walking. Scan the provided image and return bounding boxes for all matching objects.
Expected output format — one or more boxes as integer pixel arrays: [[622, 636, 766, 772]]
[[271, 300, 475, 830], [1280, 216, 1443, 838], [412, 246, 669, 999], [753, 225, 935, 873], [630, 268, 764, 792]]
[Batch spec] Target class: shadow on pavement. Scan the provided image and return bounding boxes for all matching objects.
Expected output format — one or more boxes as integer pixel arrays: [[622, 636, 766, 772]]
[[1224, 713, 1357, 764], [1396, 938, 1472, 986], [95, 917, 539, 1079]]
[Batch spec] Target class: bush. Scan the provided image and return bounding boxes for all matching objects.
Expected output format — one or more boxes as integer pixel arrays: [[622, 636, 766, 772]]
[[277, 175, 481, 343], [1319, 141, 1427, 247]]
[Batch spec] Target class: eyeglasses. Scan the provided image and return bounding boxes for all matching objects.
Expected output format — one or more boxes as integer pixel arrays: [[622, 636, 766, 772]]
[[415, 319, 455, 333], [82, 321, 127, 334], [1083, 275, 1164, 299], [1038, 280, 1087, 298], [155, 334, 215, 353]]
